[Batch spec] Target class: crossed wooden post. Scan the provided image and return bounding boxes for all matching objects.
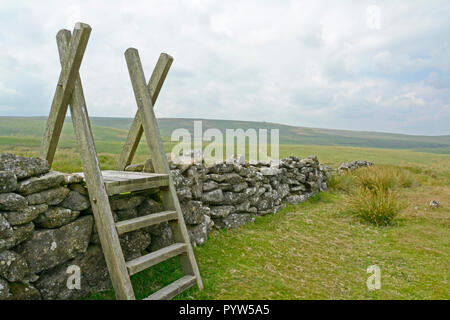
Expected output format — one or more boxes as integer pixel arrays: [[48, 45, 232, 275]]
[[39, 23, 202, 300], [116, 52, 173, 170]]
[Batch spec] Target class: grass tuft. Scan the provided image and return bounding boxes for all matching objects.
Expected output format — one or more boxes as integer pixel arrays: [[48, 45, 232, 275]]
[[344, 185, 405, 226]]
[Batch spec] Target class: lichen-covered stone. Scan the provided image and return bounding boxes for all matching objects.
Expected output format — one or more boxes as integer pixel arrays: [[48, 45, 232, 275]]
[[7, 282, 41, 300], [109, 194, 145, 211], [181, 201, 207, 225], [137, 198, 164, 216], [119, 230, 151, 260], [35, 245, 110, 300], [25, 186, 70, 205], [0, 171, 17, 193], [11, 222, 35, 247], [286, 194, 308, 204], [187, 222, 207, 246], [202, 180, 218, 192], [223, 191, 247, 205], [0, 222, 34, 251], [0, 214, 13, 239], [0, 153, 49, 180], [16, 216, 93, 274], [213, 214, 255, 229], [0, 278, 9, 299], [209, 205, 235, 218], [0, 193, 27, 211], [35, 207, 80, 229], [0, 250, 29, 282], [149, 224, 174, 252], [59, 191, 90, 211], [202, 189, 224, 204], [17, 171, 65, 195], [3, 204, 48, 226]]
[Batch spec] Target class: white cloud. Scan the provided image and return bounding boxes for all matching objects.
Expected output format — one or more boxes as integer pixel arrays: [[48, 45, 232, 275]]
[[0, 0, 449, 135]]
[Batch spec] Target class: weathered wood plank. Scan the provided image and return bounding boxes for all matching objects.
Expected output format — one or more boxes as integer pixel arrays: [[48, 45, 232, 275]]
[[126, 243, 187, 276], [105, 179, 169, 196], [56, 29, 135, 300], [144, 275, 196, 300], [116, 53, 173, 170], [125, 48, 203, 290], [116, 210, 177, 236], [40, 23, 91, 166]]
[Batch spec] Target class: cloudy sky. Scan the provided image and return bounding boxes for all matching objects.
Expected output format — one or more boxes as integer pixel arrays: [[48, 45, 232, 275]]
[[0, 0, 449, 135]]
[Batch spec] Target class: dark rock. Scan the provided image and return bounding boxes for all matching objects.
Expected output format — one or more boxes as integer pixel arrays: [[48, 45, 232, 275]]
[[0, 171, 17, 193], [109, 194, 145, 211], [120, 230, 151, 260], [137, 198, 164, 216], [35, 207, 80, 229], [17, 216, 93, 274], [116, 208, 138, 221], [17, 171, 65, 195], [149, 225, 174, 252], [0, 193, 27, 211], [3, 204, 48, 226], [208, 163, 234, 174], [0, 153, 49, 180], [59, 191, 90, 211], [25, 187, 70, 205]]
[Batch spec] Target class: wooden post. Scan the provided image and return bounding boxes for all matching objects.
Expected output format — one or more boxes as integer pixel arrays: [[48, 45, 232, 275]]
[[116, 53, 173, 170], [40, 23, 91, 166], [56, 29, 135, 300], [125, 48, 203, 290]]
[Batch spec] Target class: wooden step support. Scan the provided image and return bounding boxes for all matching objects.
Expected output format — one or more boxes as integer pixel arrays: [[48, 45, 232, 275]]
[[39, 22, 203, 300], [127, 243, 187, 276], [144, 275, 197, 300], [116, 210, 177, 236]]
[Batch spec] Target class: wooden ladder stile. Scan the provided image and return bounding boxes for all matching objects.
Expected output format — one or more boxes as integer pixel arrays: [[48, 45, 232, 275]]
[[39, 22, 203, 300]]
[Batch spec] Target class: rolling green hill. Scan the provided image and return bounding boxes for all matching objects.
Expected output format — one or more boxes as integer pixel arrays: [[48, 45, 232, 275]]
[[1, 116, 449, 154]]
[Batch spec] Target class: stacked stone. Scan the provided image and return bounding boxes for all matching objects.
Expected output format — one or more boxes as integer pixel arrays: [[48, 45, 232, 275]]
[[127, 154, 329, 247], [338, 160, 374, 172], [0, 154, 166, 300], [0, 152, 330, 300]]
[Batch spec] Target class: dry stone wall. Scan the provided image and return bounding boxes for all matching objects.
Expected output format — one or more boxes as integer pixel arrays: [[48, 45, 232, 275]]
[[0, 153, 330, 300]]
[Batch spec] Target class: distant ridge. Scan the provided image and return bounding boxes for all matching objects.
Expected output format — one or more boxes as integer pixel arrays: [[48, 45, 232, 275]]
[[1, 116, 449, 154]]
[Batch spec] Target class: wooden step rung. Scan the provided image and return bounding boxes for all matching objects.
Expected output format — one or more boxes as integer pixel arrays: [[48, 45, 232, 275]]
[[126, 243, 187, 276], [116, 210, 177, 236], [144, 275, 196, 300]]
